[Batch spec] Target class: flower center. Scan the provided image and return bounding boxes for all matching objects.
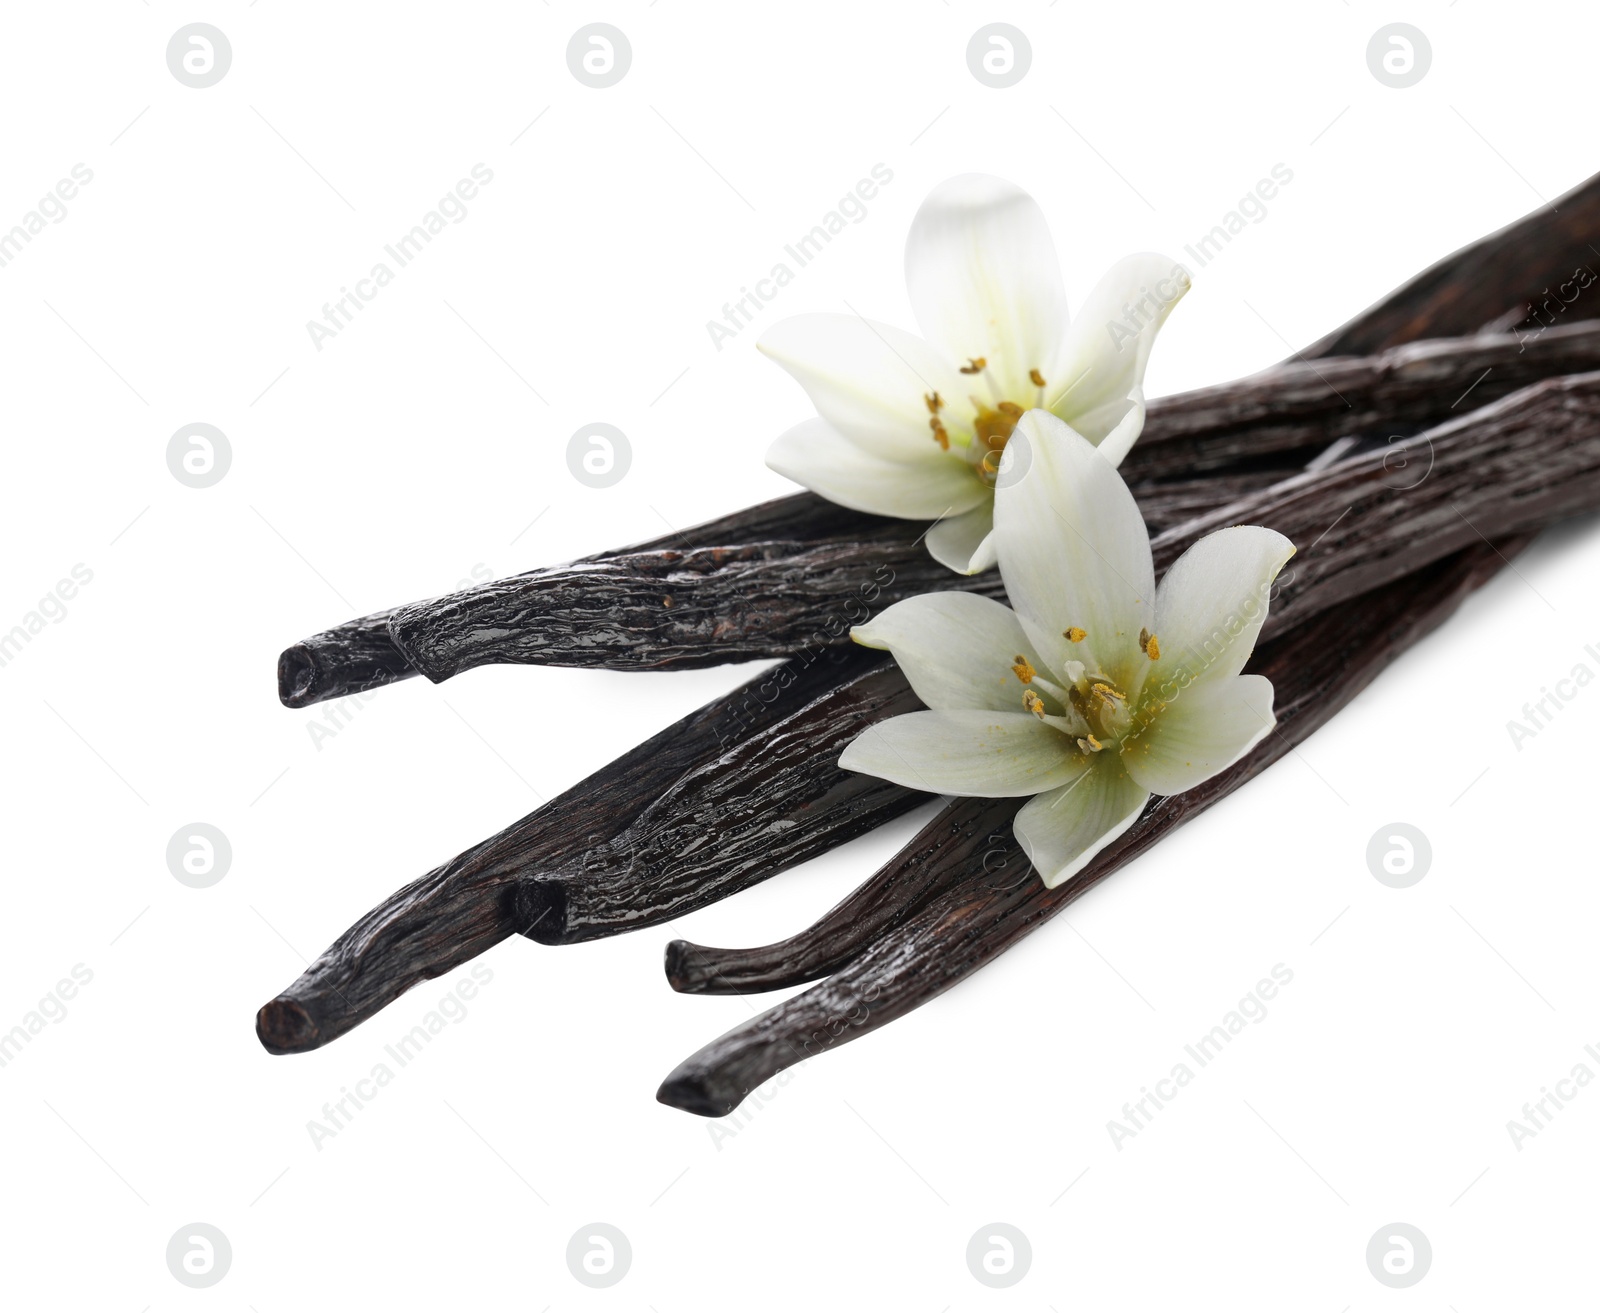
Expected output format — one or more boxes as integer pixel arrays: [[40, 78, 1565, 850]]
[[925, 359, 1049, 482], [1012, 653, 1133, 758]]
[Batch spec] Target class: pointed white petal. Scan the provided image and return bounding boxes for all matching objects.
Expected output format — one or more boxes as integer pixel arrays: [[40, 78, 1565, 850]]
[[853, 590, 1046, 712], [1050, 253, 1190, 436], [1079, 390, 1145, 467], [904, 174, 1067, 399], [992, 409, 1155, 686], [766, 418, 990, 520], [759, 314, 966, 461], [839, 709, 1082, 797], [1151, 526, 1296, 687], [924, 499, 998, 574], [1121, 674, 1275, 796], [1013, 760, 1150, 889]]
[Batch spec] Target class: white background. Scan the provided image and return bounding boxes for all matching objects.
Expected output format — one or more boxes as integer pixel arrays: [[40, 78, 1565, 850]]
[[3, 1, 1600, 1307]]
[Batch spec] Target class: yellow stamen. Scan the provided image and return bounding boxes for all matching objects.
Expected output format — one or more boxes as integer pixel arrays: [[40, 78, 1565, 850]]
[[1011, 655, 1036, 684], [1029, 368, 1046, 387], [1022, 688, 1046, 720], [924, 391, 943, 414], [928, 417, 950, 451], [1092, 683, 1125, 703], [1064, 627, 1087, 643], [1077, 734, 1104, 753], [959, 356, 987, 375], [1146, 634, 1160, 660]]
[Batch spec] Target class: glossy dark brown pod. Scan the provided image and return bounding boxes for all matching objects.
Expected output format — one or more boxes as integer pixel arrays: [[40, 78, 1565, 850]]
[[256, 646, 928, 1054], [1302, 167, 1600, 358], [351, 326, 1600, 689], [657, 535, 1528, 1115]]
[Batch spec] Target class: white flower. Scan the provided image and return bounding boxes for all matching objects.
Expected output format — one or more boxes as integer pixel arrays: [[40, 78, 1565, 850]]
[[838, 410, 1295, 889], [759, 173, 1191, 574]]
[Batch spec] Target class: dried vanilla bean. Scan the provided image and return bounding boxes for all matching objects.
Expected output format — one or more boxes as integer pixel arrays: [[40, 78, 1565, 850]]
[[1123, 318, 1600, 479], [656, 536, 1529, 1115], [1304, 168, 1600, 358], [259, 370, 1600, 1050], [307, 325, 1600, 691], [255, 647, 927, 1054]]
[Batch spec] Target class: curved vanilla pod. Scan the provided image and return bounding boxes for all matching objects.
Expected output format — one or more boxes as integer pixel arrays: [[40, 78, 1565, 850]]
[[1303, 168, 1600, 358], [663, 794, 1019, 995], [656, 536, 1528, 1115], [514, 370, 1600, 949], [277, 608, 413, 709], [255, 647, 927, 1054], [279, 325, 1600, 700]]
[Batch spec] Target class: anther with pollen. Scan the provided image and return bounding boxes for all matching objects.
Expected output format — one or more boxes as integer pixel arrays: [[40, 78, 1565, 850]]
[[1092, 682, 1126, 704], [1029, 368, 1046, 387], [1011, 655, 1036, 684], [1022, 688, 1047, 719], [1064, 626, 1087, 643], [1077, 734, 1105, 753], [959, 356, 987, 375], [1140, 629, 1161, 660]]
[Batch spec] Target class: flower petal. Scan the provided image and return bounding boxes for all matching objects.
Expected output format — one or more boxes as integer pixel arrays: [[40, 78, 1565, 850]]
[[924, 499, 998, 575], [767, 418, 990, 520], [852, 591, 1047, 712], [1121, 674, 1275, 796], [759, 313, 966, 461], [1050, 253, 1190, 438], [904, 174, 1067, 400], [992, 409, 1155, 687], [1151, 525, 1296, 687], [1077, 390, 1145, 468], [1014, 759, 1150, 889], [839, 709, 1083, 797]]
